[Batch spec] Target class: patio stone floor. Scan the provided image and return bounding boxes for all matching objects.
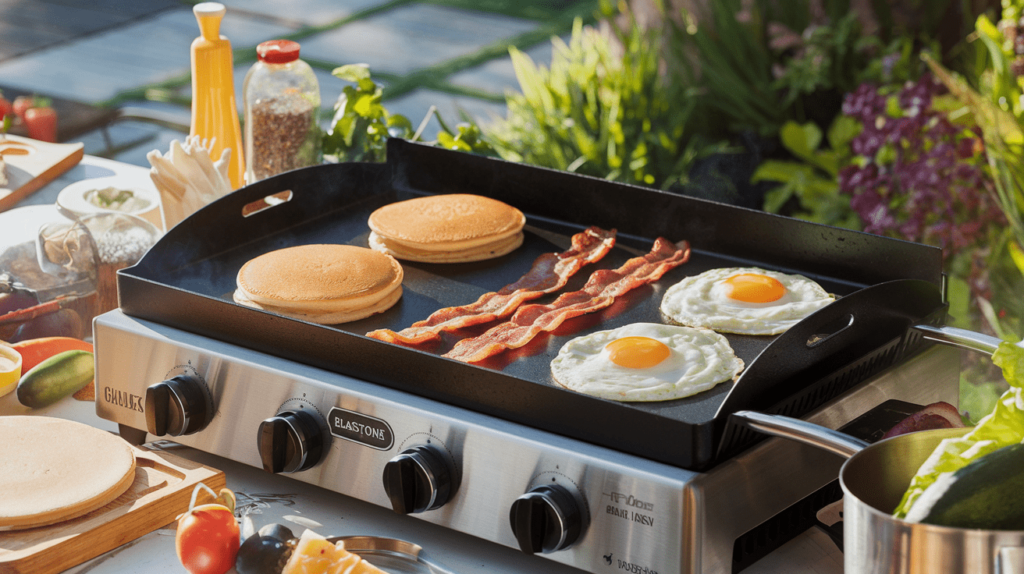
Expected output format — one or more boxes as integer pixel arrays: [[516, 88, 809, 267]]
[[0, 0, 596, 168]]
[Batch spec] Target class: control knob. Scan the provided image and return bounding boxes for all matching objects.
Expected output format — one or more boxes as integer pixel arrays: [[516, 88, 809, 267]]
[[257, 409, 327, 474], [144, 375, 213, 437], [509, 484, 583, 554], [382, 444, 455, 514]]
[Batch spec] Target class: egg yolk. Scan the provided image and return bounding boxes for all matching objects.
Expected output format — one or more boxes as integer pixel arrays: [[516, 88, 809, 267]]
[[722, 273, 786, 303], [606, 337, 670, 369]]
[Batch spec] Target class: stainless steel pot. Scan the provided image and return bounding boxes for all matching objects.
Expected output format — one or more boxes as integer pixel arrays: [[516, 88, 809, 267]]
[[733, 412, 1024, 573], [733, 325, 1024, 573]]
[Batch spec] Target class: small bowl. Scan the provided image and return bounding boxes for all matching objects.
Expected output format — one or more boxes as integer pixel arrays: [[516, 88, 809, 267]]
[[58, 175, 164, 232], [0, 344, 23, 398]]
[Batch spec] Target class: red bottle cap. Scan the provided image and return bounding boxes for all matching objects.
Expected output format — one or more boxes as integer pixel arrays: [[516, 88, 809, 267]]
[[257, 40, 300, 64]]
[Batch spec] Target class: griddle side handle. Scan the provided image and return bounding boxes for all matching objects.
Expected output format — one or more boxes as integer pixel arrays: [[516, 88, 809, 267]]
[[730, 410, 867, 459], [912, 324, 1002, 355]]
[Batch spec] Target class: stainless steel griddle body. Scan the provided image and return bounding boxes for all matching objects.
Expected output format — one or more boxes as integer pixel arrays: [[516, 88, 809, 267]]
[[95, 140, 960, 573], [95, 311, 958, 574]]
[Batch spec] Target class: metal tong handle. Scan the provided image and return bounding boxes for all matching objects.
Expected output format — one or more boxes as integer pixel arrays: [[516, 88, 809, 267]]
[[912, 324, 1003, 355], [731, 411, 869, 459]]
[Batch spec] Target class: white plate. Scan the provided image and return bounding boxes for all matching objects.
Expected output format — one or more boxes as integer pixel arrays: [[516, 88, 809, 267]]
[[57, 174, 163, 232]]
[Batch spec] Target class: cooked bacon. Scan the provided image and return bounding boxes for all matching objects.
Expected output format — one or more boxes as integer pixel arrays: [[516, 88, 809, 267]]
[[444, 238, 691, 363], [367, 227, 617, 345]]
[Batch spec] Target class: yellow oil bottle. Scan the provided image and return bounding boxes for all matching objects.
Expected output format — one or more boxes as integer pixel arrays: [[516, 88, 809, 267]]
[[190, 2, 245, 189]]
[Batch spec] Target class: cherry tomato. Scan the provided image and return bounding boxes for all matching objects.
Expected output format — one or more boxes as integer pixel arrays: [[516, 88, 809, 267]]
[[0, 91, 11, 119], [24, 105, 57, 142], [175, 503, 240, 574], [12, 96, 33, 120]]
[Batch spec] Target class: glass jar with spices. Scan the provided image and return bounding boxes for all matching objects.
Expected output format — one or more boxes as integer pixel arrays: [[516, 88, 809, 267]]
[[243, 40, 321, 184]]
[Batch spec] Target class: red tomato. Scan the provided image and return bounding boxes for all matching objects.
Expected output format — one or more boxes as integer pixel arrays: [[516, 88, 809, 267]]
[[0, 94, 11, 119], [175, 503, 240, 574], [12, 96, 33, 120], [24, 106, 57, 142]]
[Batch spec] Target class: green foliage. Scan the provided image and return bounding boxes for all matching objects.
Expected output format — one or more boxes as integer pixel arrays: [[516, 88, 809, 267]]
[[771, 12, 875, 110], [668, 0, 781, 133], [896, 342, 1024, 519], [666, 0, 965, 136], [925, 49, 1024, 339], [484, 17, 701, 189], [436, 122, 496, 156], [322, 64, 413, 163], [752, 119, 860, 227]]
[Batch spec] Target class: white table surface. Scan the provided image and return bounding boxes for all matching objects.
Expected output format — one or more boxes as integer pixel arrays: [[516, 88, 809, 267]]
[[0, 156, 844, 574]]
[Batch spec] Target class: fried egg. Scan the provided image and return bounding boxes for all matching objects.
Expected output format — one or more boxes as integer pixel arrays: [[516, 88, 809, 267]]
[[660, 267, 834, 335], [550, 323, 744, 402]]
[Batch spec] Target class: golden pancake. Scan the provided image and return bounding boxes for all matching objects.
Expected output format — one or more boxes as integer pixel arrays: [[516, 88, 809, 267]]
[[368, 230, 523, 263], [235, 244, 403, 323], [234, 285, 403, 325], [0, 417, 137, 530], [367, 194, 525, 261]]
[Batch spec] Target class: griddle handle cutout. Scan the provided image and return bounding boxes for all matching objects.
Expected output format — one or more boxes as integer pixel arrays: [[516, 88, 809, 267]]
[[806, 314, 854, 348], [242, 190, 293, 218]]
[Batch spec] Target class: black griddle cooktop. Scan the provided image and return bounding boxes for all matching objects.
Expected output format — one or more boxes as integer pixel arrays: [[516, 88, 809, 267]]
[[118, 139, 946, 471]]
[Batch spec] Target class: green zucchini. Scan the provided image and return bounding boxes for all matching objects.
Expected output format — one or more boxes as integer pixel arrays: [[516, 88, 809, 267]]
[[918, 443, 1024, 530], [16, 350, 94, 409]]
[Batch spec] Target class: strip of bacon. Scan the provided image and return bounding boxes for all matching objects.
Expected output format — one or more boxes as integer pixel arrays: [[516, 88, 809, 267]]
[[444, 238, 691, 363], [367, 227, 617, 345]]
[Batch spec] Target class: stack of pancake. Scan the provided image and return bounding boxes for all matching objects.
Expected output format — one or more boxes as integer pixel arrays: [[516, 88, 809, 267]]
[[367, 194, 525, 263], [232, 194, 526, 325], [233, 244, 404, 324]]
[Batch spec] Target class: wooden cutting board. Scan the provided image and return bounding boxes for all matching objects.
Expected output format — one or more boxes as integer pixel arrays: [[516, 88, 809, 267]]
[[0, 445, 226, 574], [0, 134, 84, 213]]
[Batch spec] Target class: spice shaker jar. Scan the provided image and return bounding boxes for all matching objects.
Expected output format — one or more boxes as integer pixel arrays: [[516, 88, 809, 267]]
[[243, 39, 322, 184]]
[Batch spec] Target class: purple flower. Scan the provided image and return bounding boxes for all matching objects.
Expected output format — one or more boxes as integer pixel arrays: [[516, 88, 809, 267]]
[[838, 76, 1007, 304]]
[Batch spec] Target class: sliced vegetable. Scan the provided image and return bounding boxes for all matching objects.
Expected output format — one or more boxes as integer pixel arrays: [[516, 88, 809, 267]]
[[882, 401, 965, 440], [11, 337, 93, 373], [895, 342, 1024, 519], [911, 443, 1024, 529], [16, 349, 94, 408]]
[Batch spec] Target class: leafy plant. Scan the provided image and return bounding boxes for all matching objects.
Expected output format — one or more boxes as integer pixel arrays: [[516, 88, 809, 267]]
[[924, 50, 1024, 339], [484, 16, 702, 189], [769, 12, 875, 111], [838, 75, 1004, 305], [667, 0, 781, 133], [752, 118, 861, 227], [322, 64, 413, 163], [433, 110, 497, 156]]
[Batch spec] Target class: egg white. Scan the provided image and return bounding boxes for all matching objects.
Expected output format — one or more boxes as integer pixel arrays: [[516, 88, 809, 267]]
[[660, 267, 834, 336], [550, 323, 744, 402]]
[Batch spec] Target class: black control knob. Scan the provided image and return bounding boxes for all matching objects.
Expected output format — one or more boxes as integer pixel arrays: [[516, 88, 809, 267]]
[[382, 444, 455, 514], [144, 375, 213, 437], [509, 484, 583, 554], [257, 410, 325, 474]]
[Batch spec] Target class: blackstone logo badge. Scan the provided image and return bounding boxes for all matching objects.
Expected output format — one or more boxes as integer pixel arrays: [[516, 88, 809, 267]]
[[328, 407, 394, 450]]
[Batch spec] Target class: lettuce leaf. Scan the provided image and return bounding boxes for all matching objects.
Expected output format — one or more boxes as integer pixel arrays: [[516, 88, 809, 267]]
[[894, 342, 1024, 519]]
